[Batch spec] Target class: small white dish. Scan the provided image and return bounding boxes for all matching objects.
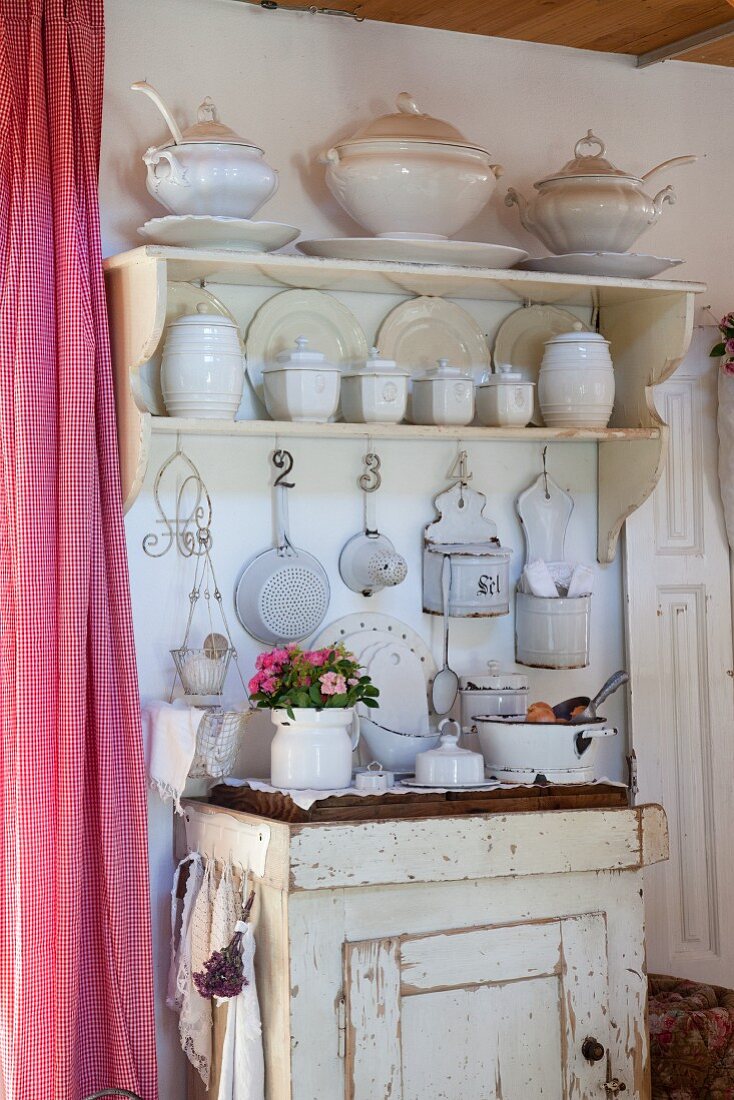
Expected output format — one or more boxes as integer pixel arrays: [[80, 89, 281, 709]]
[[400, 778, 497, 790], [245, 289, 368, 401], [138, 215, 300, 252], [297, 237, 527, 269], [262, 336, 340, 423], [341, 348, 409, 424], [476, 367, 535, 427], [516, 252, 684, 279], [493, 305, 591, 426]]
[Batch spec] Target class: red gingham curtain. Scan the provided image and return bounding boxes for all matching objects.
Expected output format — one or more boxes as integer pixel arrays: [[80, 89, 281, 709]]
[[0, 1, 158, 1097]]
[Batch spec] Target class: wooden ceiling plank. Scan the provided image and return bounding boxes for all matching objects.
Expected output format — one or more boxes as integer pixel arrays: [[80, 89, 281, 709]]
[[636, 15, 734, 64]]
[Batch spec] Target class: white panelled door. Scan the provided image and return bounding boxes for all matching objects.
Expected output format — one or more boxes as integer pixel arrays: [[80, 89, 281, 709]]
[[625, 328, 734, 986], [344, 913, 613, 1100]]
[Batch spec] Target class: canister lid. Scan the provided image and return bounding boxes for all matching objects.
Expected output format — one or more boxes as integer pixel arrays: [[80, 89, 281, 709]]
[[263, 335, 340, 373], [460, 660, 529, 691], [170, 305, 239, 329], [479, 364, 527, 385], [544, 322, 609, 346], [343, 347, 410, 378], [417, 357, 473, 381]]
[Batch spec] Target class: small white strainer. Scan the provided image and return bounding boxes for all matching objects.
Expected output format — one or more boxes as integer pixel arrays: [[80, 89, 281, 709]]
[[235, 479, 330, 645]]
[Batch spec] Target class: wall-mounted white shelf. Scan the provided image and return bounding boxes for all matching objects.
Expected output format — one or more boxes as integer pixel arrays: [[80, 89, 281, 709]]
[[103, 245, 704, 564]]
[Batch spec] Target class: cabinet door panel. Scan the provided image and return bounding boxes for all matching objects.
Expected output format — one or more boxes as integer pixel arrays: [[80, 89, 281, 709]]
[[345, 913, 610, 1100]]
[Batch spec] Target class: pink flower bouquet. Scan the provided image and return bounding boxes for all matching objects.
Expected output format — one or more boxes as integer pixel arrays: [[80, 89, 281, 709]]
[[710, 312, 734, 376], [249, 643, 379, 717]]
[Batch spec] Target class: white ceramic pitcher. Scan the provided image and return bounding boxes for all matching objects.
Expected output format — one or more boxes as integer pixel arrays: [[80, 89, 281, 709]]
[[269, 708, 360, 791]]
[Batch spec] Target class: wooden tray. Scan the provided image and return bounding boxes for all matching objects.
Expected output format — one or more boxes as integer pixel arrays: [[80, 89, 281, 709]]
[[208, 781, 629, 824]]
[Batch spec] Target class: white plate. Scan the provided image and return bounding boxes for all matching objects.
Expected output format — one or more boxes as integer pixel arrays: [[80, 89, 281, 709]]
[[516, 252, 684, 279], [138, 282, 242, 416], [400, 778, 498, 790], [377, 297, 490, 386], [138, 215, 300, 253], [245, 289, 368, 400], [297, 238, 527, 270], [493, 305, 591, 426], [312, 613, 437, 688]]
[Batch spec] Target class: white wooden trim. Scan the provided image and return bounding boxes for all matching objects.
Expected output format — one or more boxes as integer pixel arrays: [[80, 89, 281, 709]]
[[344, 937, 403, 1100]]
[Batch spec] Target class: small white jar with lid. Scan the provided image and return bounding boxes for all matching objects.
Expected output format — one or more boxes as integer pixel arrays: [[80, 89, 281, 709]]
[[410, 358, 475, 426], [538, 323, 615, 428], [459, 661, 529, 733], [341, 348, 409, 424], [476, 365, 535, 427], [262, 336, 341, 423]]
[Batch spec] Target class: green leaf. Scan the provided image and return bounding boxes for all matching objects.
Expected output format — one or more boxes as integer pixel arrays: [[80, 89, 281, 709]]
[[362, 698, 379, 709], [295, 692, 311, 708], [331, 693, 349, 707], [362, 685, 379, 697], [309, 683, 324, 705], [711, 342, 726, 357]]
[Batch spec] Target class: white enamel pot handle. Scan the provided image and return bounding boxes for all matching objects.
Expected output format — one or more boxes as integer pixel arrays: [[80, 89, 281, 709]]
[[350, 711, 361, 751], [574, 725, 617, 757]]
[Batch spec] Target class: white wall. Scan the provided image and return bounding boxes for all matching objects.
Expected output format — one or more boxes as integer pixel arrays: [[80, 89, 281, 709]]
[[100, 2, 734, 1093]]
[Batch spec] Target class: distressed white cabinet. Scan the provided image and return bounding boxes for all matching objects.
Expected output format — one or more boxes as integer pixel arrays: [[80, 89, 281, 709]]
[[180, 800, 669, 1100]]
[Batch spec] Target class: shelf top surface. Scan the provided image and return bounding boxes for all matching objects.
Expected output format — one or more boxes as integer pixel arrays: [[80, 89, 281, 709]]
[[104, 245, 706, 306]]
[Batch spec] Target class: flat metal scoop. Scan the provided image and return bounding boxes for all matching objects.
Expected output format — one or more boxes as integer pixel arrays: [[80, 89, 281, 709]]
[[553, 669, 629, 724]]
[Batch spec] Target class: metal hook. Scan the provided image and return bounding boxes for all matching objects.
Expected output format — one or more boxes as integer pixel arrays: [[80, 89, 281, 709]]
[[542, 446, 550, 500]]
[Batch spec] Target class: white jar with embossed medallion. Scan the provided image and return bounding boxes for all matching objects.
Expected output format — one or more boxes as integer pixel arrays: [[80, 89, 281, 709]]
[[476, 366, 534, 427], [411, 358, 474, 426], [341, 348, 409, 424], [262, 336, 341, 423]]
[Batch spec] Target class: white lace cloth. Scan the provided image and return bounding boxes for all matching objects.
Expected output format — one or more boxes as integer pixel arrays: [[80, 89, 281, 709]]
[[217, 921, 264, 1100], [179, 858, 214, 1086]]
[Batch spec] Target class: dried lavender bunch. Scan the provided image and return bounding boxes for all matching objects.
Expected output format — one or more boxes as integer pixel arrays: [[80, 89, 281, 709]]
[[193, 890, 255, 1001]]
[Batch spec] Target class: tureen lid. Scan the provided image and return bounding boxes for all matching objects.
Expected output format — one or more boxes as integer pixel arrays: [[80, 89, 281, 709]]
[[334, 92, 490, 153], [535, 130, 640, 186], [162, 97, 263, 151], [343, 347, 410, 378], [460, 661, 529, 692], [263, 335, 339, 373], [417, 358, 473, 381]]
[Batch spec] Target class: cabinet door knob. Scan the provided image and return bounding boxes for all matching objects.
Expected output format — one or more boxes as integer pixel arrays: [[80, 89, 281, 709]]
[[604, 1080, 627, 1095], [582, 1037, 606, 1062]]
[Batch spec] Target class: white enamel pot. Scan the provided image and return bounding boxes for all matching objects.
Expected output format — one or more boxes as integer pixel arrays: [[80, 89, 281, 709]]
[[474, 715, 617, 784]]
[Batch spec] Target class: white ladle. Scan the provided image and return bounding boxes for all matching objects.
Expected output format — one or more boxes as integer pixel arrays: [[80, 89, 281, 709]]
[[431, 555, 459, 715], [131, 80, 184, 145]]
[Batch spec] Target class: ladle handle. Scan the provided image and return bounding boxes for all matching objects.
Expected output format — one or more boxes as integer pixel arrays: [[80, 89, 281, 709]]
[[641, 154, 697, 182], [131, 80, 184, 145], [591, 670, 629, 710]]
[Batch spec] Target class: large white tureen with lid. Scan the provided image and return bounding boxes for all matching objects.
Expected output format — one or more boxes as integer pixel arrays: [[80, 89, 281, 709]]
[[320, 92, 503, 240], [133, 81, 278, 219]]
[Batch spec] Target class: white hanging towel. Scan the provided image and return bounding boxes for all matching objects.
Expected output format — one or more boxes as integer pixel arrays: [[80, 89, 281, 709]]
[[141, 699, 204, 812], [217, 922, 265, 1100]]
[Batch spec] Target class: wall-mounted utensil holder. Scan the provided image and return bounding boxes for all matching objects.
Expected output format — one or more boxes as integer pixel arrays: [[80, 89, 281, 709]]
[[515, 592, 591, 669]]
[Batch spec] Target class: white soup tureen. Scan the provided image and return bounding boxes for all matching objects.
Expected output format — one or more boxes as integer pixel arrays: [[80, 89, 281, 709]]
[[320, 92, 503, 240], [505, 130, 695, 255]]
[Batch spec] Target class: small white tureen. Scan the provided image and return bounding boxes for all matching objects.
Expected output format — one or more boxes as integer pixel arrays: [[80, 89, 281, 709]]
[[414, 718, 486, 787], [505, 130, 696, 255], [133, 81, 278, 219], [320, 92, 503, 240], [262, 336, 340, 423], [411, 358, 475, 426], [340, 348, 410, 424]]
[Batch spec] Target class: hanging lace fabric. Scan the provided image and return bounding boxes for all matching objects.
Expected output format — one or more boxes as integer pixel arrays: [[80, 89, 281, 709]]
[[179, 857, 215, 1085], [217, 871, 265, 1100]]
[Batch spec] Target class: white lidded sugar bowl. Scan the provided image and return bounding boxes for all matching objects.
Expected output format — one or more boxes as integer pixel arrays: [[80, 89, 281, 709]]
[[262, 336, 341, 423], [161, 306, 245, 419], [538, 324, 615, 428], [414, 718, 486, 786], [411, 358, 475, 426], [136, 85, 278, 219], [476, 366, 535, 427], [340, 348, 409, 424]]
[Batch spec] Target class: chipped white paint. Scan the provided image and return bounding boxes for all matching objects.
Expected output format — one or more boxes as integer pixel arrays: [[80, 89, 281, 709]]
[[345, 915, 609, 1099], [183, 801, 667, 1099]]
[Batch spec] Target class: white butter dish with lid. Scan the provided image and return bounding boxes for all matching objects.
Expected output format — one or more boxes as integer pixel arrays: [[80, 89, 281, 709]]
[[414, 719, 486, 787]]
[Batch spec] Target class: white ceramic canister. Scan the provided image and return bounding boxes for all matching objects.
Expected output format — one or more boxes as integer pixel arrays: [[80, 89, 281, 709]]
[[269, 707, 360, 790], [538, 326, 615, 428], [423, 545, 512, 617], [340, 348, 409, 424], [515, 591, 591, 669], [262, 336, 341, 423], [142, 96, 278, 219], [411, 359, 475, 426], [459, 661, 529, 733], [161, 308, 245, 419], [476, 367, 535, 427]]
